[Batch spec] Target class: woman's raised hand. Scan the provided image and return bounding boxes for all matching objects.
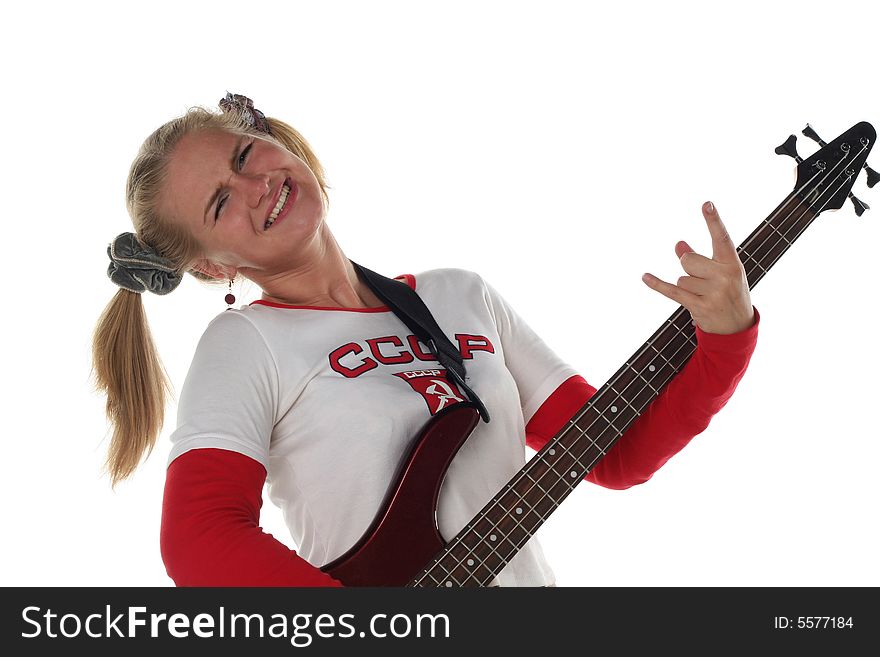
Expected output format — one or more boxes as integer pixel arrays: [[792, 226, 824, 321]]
[[641, 202, 755, 335]]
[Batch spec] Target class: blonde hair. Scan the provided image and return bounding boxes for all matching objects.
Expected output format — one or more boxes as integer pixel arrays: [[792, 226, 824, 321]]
[[91, 103, 331, 488]]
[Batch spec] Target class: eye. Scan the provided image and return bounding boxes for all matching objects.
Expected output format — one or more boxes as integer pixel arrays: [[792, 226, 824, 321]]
[[238, 141, 253, 169], [215, 141, 255, 221]]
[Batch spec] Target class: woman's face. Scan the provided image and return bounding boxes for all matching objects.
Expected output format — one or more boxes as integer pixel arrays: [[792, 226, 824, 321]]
[[159, 128, 325, 277]]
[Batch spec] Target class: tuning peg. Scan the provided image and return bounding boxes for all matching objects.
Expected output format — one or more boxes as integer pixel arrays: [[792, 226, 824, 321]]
[[849, 193, 870, 216], [803, 123, 877, 188], [802, 123, 824, 145], [775, 134, 802, 162]]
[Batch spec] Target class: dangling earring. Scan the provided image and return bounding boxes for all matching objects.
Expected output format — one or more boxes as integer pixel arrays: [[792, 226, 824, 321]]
[[225, 276, 236, 307]]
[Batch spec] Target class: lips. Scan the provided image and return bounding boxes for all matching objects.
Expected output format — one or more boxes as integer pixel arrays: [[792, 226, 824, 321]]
[[265, 177, 290, 225], [264, 179, 297, 230]]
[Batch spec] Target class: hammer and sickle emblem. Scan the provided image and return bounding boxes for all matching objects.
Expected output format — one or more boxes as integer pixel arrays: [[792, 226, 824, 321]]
[[425, 378, 465, 410]]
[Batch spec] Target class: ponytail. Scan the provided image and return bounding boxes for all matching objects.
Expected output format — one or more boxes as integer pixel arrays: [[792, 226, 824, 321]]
[[91, 288, 172, 489]]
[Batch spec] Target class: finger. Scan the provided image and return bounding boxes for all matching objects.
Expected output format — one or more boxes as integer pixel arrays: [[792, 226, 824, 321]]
[[642, 272, 701, 308], [677, 248, 718, 278], [675, 240, 717, 278], [674, 240, 695, 260], [676, 274, 713, 296], [703, 201, 738, 263]]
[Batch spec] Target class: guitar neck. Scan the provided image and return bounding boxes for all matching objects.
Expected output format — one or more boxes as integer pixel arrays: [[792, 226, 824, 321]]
[[411, 191, 818, 587]]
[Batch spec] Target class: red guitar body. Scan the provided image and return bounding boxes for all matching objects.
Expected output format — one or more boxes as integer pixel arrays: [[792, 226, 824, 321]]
[[321, 402, 481, 586]]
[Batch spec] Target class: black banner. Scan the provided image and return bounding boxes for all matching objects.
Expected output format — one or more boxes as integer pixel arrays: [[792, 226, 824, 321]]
[[1, 587, 875, 655]]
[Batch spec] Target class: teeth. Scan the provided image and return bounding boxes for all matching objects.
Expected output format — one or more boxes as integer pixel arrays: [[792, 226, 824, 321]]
[[270, 184, 290, 218], [265, 182, 291, 230]]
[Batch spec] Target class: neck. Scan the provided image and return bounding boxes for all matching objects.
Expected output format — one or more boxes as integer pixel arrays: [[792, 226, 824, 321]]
[[246, 224, 385, 309]]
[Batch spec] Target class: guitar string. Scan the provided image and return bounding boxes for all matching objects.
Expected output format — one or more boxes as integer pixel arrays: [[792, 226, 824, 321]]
[[417, 163, 857, 588], [470, 161, 862, 588], [410, 167, 828, 587], [414, 145, 859, 587], [734, 142, 868, 286], [457, 150, 867, 587], [413, 138, 867, 587], [454, 145, 869, 587], [475, 167, 864, 584]]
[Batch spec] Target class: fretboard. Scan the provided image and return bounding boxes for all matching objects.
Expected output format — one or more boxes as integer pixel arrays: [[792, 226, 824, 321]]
[[411, 192, 819, 587]]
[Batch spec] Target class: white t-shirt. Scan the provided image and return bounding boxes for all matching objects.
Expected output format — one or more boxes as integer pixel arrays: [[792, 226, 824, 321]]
[[167, 267, 579, 586]]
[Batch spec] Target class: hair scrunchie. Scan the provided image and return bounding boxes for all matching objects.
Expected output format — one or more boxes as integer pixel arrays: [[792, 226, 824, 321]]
[[107, 232, 183, 295], [219, 92, 273, 136]]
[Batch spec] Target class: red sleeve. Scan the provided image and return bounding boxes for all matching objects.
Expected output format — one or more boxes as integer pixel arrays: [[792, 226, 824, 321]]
[[160, 447, 344, 587], [525, 306, 761, 490]]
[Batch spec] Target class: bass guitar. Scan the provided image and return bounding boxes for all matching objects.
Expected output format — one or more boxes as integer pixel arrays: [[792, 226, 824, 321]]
[[322, 121, 877, 586]]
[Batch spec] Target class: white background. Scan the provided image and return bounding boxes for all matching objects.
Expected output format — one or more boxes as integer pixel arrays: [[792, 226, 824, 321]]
[[2, 0, 877, 587]]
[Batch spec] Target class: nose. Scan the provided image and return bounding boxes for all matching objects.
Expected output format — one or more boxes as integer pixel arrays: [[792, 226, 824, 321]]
[[231, 172, 270, 209]]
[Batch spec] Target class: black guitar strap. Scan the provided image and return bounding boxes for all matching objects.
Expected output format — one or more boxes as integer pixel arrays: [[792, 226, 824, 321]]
[[350, 260, 490, 423]]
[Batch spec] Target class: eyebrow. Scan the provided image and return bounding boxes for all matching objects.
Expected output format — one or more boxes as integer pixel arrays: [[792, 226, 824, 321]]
[[203, 135, 246, 224]]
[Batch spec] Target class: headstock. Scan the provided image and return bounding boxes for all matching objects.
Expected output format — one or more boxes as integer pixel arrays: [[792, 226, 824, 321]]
[[774, 122, 876, 216]]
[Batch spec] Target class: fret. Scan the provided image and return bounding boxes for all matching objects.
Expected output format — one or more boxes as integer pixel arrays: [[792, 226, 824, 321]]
[[763, 216, 794, 246], [565, 418, 586, 434], [630, 348, 675, 376], [558, 408, 609, 450], [737, 249, 768, 274], [436, 562, 462, 587], [422, 570, 442, 586], [628, 376, 664, 410], [678, 327, 698, 349], [531, 492, 558, 521], [507, 488, 544, 525], [502, 526, 530, 554], [548, 472, 573, 496], [589, 427, 622, 457], [592, 409, 626, 437], [526, 462, 575, 511], [508, 507, 542, 536], [764, 218, 812, 271], [604, 404, 636, 428], [518, 491, 556, 525], [540, 450, 571, 480], [463, 559, 493, 584], [470, 526, 509, 564], [751, 235, 786, 272], [647, 339, 676, 368], [460, 556, 494, 584], [543, 445, 591, 480], [473, 517, 501, 545], [447, 539, 475, 566], [567, 431, 607, 461], [468, 505, 506, 540], [667, 312, 690, 334], [486, 502, 531, 548], [452, 564, 480, 587], [547, 473, 576, 501], [481, 539, 515, 571], [524, 471, 555, 503], [435, 544, 487, 585], [457, 527, 483, 556], [608, 385, 641, 417], [495, 528, 520, 554], [625, 362, 661, 395], [564, 443, 605, 487]]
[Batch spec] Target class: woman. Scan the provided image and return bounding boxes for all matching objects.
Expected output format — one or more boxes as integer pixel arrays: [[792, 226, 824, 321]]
[[92, 93, 759, 587]]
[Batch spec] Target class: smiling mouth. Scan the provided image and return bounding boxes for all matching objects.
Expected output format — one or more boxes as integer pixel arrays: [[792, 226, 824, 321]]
[[264, 179, 295, 230]]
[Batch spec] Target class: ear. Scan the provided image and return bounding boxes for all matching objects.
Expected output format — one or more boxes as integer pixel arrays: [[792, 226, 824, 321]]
[[190, 258, 238, 280]]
